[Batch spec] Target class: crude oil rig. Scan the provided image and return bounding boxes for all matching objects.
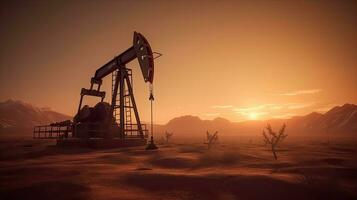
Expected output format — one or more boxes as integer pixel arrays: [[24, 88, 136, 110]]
[[33, 32, 159, 149]]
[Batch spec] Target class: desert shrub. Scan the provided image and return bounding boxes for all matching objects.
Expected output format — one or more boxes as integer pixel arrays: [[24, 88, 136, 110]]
[[262, 124, 287, 160], [165, 131, 173, 144], [206, 131, 218, 149]]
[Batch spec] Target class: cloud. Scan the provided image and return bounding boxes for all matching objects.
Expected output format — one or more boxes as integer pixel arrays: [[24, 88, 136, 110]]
[[233, 102, 315, 120], [233, 104, 279, 113], [272, 113, 296, 119], [211, 105, 233, 109], [271, 105, 284, 110], [233, 105, 270, 117], [237, 111, 268, 121], [286, 102, 315, 109], [247, 111, 268, 116], [233, 106, 263, 112], [316, 103, 339, 112], [278, 89, 322, 96], [203, 113, 220, 116], [233, 103, 314, 113]]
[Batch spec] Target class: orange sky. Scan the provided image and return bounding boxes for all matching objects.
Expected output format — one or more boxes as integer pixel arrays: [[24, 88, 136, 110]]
[[1, 0, 357, 124]]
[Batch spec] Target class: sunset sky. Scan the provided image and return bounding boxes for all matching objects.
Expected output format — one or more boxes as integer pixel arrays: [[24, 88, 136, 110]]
[[1, 0, 357, 124]]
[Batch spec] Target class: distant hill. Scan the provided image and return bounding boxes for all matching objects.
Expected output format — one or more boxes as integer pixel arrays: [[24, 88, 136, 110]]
[[165, 115, 234, 134], [0, 99, 71, 132], [1, 99, 356, 136], [164, 103, 357, 135], [308, 103, 357, 133]]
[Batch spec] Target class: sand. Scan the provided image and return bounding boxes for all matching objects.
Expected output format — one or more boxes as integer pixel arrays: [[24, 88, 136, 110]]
[[1, 134, 357, 200]]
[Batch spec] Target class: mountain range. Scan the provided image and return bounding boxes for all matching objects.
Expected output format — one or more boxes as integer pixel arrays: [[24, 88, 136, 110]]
[[0, 99, 70, 132], [164, 103, 357, 135], [0, 99, 356, 135]]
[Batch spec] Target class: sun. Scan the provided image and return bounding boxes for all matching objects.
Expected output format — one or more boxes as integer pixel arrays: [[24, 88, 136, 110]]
[[248, 112, 258, 120]]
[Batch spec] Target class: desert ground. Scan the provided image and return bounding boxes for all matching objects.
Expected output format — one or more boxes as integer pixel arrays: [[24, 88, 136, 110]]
[[1, 134, 357, 200]]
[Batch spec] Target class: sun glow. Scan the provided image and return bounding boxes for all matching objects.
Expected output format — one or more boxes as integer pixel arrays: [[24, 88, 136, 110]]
[[248, 112, 259, 120]]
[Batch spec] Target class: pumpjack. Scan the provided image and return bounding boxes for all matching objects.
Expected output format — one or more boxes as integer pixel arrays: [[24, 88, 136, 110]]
[[33, 32, 160, 149]]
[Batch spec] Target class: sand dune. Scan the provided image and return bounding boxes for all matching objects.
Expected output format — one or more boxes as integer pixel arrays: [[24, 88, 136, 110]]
[[1, 136, 357, 200]]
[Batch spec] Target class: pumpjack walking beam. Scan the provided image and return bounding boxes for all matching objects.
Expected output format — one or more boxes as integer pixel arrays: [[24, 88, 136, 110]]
[[93, 32, 154, 83]]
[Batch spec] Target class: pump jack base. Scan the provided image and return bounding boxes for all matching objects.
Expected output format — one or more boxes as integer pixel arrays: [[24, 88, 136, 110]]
[[145, 140, 158, 150], [56, 138, 147, 149]]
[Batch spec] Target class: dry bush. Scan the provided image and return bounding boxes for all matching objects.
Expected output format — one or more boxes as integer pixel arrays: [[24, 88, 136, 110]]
[[262, 124, 287, 160], [165, 131, 173, 144], [206, 131, 219, 149]]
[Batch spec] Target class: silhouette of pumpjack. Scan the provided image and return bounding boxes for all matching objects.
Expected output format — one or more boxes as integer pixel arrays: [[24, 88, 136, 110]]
[[33, 32, 160, 149]]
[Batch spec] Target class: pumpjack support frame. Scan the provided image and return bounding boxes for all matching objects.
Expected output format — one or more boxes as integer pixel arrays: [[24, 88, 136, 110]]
[[111, 64, 144, 139]]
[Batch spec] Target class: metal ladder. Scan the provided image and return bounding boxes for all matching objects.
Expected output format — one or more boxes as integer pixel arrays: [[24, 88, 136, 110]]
[[112, 70, 120, 124], [112, 69, 133, 136], [124, 69, 133, 136]]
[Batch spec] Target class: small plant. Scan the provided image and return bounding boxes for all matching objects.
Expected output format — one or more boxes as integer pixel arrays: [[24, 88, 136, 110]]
[[206, 131, 219, 149], [165, 131, 173, 143], [262, 124, 287, 160]]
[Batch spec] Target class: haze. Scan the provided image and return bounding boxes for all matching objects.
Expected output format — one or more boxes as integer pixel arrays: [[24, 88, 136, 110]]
[[1, 0, 357, 124]]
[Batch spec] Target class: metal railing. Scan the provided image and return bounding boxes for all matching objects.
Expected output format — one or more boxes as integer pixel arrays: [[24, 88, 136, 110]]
[[33, 123, 148, 139], [123, 123, 149, 138], [33, 125, 72, 139]]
